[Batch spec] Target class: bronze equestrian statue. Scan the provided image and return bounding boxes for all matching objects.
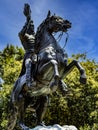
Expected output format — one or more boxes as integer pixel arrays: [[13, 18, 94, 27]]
[[7, 3, 87, 130]]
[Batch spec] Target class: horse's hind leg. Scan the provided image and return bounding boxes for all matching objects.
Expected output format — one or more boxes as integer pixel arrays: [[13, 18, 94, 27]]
[[63, 60, 87, 84], [17, 94, 29, 130], [7, 103, 18, 130], [35, 96, 49, 126]]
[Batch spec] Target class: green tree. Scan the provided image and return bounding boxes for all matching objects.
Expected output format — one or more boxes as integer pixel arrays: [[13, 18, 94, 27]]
[[44, 54, 98, 129], [0, 46, 98, 130], [0, 44, 23, 130]]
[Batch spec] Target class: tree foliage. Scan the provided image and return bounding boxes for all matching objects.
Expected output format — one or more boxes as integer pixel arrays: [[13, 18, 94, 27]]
[[0, 45, 98, 130], [0, 44, 24, 130], [44, 57, 98, 130]]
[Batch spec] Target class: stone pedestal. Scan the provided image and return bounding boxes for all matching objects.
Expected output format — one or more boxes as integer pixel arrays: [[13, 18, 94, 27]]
[[29, 124, 78, 130]]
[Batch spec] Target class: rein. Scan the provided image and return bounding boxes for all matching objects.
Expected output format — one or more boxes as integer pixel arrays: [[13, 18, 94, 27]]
[[54, 31, 69, 50], [63, 32, 69, 49], [38, 31, 69, 54]]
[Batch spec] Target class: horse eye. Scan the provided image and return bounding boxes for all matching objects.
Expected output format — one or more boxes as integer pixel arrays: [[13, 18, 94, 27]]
[[57, 19, 63, 22], [56, 19, 59, 21]]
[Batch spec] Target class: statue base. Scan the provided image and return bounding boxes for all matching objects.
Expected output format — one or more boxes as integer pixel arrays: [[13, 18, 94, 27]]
[[29, 124, 78, 130]]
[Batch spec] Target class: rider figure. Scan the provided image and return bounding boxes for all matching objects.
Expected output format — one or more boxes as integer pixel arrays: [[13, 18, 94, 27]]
[[19, 3, 37, 88]]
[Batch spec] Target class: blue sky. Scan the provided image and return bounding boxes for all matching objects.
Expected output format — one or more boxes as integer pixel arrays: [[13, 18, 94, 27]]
[[0, 0, 98, 61]]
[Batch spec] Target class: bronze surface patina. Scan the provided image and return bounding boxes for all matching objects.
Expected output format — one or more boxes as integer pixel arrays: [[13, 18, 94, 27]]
[[7, 3, 86, 130]]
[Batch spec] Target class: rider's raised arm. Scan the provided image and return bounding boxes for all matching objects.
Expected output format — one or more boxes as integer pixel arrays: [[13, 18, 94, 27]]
[[18, 3, 35, 44], [18, 20, 35, 42], [18, 22, 28, 40]]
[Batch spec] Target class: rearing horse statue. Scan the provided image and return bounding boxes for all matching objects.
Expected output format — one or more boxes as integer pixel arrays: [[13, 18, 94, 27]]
[[7, 10, 87, 130]]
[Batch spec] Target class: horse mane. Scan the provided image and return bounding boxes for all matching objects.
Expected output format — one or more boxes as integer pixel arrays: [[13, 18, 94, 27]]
[[35, 19, 49, 53]]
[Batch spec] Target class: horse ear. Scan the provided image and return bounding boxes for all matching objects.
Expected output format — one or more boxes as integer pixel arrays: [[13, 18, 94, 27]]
[[47, 10, 51, 18]]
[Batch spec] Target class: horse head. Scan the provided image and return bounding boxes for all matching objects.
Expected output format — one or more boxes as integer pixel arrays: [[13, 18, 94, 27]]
[[35, 11, 71, 52], [45, 10, 71, 33]]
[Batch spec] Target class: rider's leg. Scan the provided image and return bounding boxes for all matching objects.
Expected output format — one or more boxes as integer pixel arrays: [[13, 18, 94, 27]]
[[25, 57, 36, 88]]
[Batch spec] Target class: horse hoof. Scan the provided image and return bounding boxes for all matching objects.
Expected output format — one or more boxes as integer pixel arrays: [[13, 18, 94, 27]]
[[22, 126, 29, 130], [23, 128, 29, 130], [80, 77, 87, 84], [50, 81, 58, 92], [37, 121, 46, 126], [19, 122, 29, 130]]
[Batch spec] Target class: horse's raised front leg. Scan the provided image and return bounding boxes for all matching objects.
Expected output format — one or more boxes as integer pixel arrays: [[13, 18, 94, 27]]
[[51, 59, 60, 79], [63, 60, 87, 84], [38, 59, 60, 81]]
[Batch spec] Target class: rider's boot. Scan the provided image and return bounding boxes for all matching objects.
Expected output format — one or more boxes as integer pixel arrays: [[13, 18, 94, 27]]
[[25, 59, 36, 89]]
